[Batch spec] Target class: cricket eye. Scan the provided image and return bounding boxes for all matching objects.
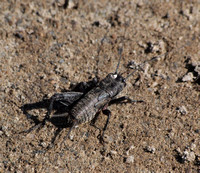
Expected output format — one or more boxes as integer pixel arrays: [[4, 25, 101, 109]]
[[113, 74, 118, 79], [109, 73, 117, 79]]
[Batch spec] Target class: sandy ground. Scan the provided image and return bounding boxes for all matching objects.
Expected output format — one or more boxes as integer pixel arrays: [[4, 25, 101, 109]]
[[0, 0, 200, 172]]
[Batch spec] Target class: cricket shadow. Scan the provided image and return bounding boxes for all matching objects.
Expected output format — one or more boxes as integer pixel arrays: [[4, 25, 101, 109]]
[[21, 98, 72, 129]]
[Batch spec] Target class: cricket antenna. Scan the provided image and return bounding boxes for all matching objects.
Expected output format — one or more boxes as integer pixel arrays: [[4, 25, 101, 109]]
[[95, 35, 107, 77], [125, 64, 144, 80], [115, 47, 123, 74], [125, 40, 191, 81], [125, 54, 165, 80], [115, 21, 129, 74], [125, 56, 158, 80]]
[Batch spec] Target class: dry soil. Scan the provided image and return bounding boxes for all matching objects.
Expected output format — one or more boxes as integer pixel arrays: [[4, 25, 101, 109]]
[[0, 0, 200, 172]]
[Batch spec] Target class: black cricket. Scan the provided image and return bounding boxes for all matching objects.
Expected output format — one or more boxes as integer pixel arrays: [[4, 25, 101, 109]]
[[46, 48, 144, 144], [24, 47, 145, 145], [22, 37, 188, 146]]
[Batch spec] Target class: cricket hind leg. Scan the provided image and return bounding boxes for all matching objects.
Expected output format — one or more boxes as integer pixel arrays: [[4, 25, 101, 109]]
[[47, 92, 83, 118], [60, 119, 78, 146], [35, 92, 83, 133], [47, 78, 98, 121], [21, 92, 83, 134], [20, 113, 51, 134], [45, 127, 63, 150], [19, 122, 43, 134], [72, 77, 99, 93]]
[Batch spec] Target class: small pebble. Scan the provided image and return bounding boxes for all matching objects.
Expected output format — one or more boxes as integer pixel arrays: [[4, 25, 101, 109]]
[[125, 155, 134, 163], [177, 106, 188, 115], [182, 72, 194, 82], [144, 146, 156, 154], [190, 143, 196, 151], [182, 150, 196, 162]]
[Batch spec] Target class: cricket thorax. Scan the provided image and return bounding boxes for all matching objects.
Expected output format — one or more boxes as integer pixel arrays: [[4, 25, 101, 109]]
[[99, 73, 126, 98]]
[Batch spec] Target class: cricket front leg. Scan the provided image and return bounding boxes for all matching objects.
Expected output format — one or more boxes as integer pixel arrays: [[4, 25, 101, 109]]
[[109, 96, 143, 105], [90, 112, 102, 131], [99, 109, 111, 144], [60, 118, 79, 146]]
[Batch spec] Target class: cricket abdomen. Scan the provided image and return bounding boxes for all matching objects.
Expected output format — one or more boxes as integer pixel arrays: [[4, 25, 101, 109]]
[[70, 87, 109, 123]]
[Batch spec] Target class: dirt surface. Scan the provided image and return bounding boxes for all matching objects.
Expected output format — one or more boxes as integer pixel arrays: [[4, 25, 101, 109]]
[[0, 0, 200, 172]]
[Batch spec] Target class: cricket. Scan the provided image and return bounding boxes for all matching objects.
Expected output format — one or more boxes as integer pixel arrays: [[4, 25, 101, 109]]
[[22, 35, 180, 146], [47, 47, 147, 143]]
